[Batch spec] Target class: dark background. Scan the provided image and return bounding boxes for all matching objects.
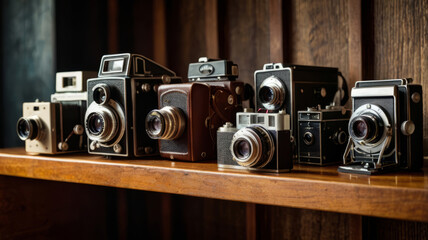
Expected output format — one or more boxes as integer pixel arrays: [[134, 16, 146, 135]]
[[0, 0, 427, 239]]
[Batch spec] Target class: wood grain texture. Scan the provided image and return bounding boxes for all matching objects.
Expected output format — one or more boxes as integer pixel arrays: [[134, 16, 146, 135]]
[[361, 0, 428, 152], [166, 0, 207, 78], [288, 0, 350, 81], [257, 206, 361, 240], [0, 148, 427, 222], [363, 216, 428, 239], [0, 175, 114, 239], [219, 0, 270, 86]]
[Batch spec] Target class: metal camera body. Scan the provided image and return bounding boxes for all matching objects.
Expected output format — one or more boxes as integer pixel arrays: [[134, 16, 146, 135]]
[[85, 53, 181, 157], [298, 105, 351, 166], [188, 57, 244, 123], [217, 111, 293, 173], [339, 79, 423, 175], [254, 64, 339, 143], [146, 82, 240, 161], [17, 71, 94, 154]]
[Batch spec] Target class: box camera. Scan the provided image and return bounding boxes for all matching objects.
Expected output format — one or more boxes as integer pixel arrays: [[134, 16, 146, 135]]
[[85, 53, 181, 157], [339, 79, 423, 174], [146, 82, 241, 161], [298, 104, 351, 166], [17, 71, 94, 154], [254, 64, 342, 142], [217, 111, 293, 172]]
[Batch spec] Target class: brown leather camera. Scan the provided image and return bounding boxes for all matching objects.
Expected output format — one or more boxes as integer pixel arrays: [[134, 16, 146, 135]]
[[145, 82, 243, 161]]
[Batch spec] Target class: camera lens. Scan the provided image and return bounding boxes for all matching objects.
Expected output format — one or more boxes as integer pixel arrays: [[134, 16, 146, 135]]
[[234, 140, 251, 159], [349, 114, 383, 143], [16, 117, 40, 141], [146, 106, 185, 140], [303, 132, 314, 145], [258, 76, 286, 110], [93, 84, 110, 105], [259, 86, 274, 104], [146, 115, 163, 136], [87, 113, 105, 135], [231, 126, 274, 168]]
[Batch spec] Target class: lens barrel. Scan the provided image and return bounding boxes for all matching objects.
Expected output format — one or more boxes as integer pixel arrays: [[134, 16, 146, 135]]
[[349, 114, 382, 143], [16, 117, 41, 141], [230, 126, 274, 168], [92, 84, 110, 105], [85, 106, 119, 144], [146, 106, 186, 140], [258, 76, 286, 110]]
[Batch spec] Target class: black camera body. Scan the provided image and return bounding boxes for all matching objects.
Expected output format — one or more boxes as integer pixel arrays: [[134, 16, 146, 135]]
[[298, 105, 351, 166], [254, 64, 339, 142], [188, 57, 238, 82], [85, 53, 181, 157], [217, 111, 293, 173], [17, 71, 95, 154], [339, 79, 423, 174]]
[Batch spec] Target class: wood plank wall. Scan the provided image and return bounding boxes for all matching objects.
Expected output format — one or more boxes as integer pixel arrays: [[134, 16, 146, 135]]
[[1, 0, 427, 239]]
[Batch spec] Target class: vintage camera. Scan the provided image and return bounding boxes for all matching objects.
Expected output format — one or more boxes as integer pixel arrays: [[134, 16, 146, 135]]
[[85, 53, 181, 157], [298, 104, 351, 166], [217, 111, 293, 172], [339, 79, 423, 174], [146, 82, 241, 161], [254, 64, 343, 142], [17, 71, 94, 154], [188, 57, 245, 122]]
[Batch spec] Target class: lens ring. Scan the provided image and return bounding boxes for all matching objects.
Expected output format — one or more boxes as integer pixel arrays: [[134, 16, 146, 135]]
[[146, 106, 186, 140], [234, 139, 252, 159], [92, 84, 110, 105], [87, 113, 105, 136], [258, 76, 286, 110], [337, 131, 347, 145], [231, 126, 274, 168], [16, 117, 42, 141], [303, 132, 314, 145]]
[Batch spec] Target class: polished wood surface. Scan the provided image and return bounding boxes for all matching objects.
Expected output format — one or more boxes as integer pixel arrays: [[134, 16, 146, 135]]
[[0, 147, 427, 222]]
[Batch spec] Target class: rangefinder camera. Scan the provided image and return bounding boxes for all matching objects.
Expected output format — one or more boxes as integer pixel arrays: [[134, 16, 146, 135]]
[[298, 104, 351, 166], [85, 53, 181, 157], [254, 64, 342, 142], [217, 110, 293, 172], [17, 71, 94, 154], [339, 79, 423, 174], [146, 82, 240, 161], [188, 57, 245, 122]]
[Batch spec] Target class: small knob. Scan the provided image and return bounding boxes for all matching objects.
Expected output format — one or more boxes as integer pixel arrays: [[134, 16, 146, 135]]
[[113, 144, 122, 153], [401, 120, 415, 136]]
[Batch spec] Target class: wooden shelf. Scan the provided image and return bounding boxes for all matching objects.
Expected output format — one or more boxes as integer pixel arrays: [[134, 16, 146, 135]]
[[0, 147, 427, 222]]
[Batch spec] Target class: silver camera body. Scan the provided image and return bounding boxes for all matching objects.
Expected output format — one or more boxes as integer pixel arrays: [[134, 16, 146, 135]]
[[17, 71, 94, 154], [217, 110, 293, 172], [339, 79, 423, 174]]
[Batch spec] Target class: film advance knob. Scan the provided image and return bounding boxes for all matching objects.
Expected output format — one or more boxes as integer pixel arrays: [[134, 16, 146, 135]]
[[401, 120, 415, 136]]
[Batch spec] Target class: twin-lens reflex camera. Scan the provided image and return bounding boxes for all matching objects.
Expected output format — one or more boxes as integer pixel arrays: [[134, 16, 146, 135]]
[[85, 53, 181, 157], [339, 79, 423, 174], [145, 57, 245, 161], [217, 110, 292, 172], [17, 71, 96, 154]]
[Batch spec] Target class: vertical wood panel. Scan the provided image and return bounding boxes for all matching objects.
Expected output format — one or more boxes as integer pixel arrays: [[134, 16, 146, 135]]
[[362, 0, 428, 151], [153, 0, 167, 65], [347, 0, 362, 103], [219, 0, 270, 86], [246, 203, 257, 240], [166, 0, 207, 78], [288, 0, 349, 77], [107, 0, 118, 53], [0, 176, 114, 239], [257, 206, 361, 240], [269, 0, 284, 63], [364, 217, 428, 239], [205, 0, 219, 58]]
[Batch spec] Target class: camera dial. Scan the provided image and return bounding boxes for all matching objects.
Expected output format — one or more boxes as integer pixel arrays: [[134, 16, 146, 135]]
[[334, 130, 347, 145], [146, 106, 186, 140], [230, 126, 274, 168], [16, 116, 43, 141], [92, 84, 110, 105], [258, 76, 286, 110]]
